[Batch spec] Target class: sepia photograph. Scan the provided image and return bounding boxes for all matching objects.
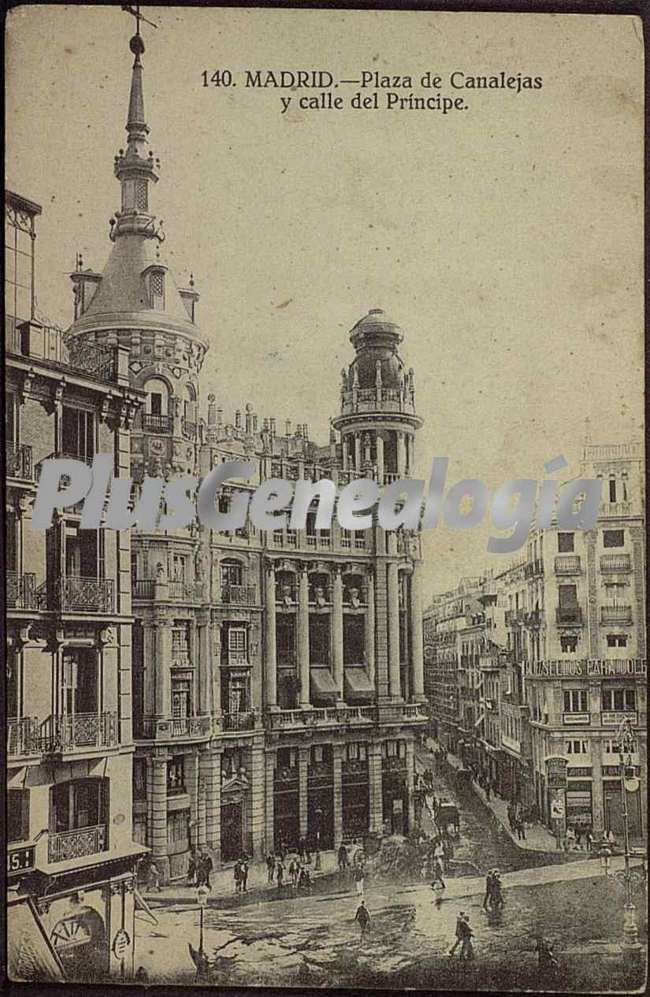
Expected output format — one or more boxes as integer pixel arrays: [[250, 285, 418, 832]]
[[4, 3, 646, 992]]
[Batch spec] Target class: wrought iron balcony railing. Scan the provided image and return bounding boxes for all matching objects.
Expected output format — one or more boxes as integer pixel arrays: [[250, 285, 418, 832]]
[[222, 710, 256, 731], [600, 554, 632, 573], [556, 606, 583, 625], [40, 712, 118, 753], [600, 605, 632, 625], [132, 578, 155, 599], [6, 572, 37, 610], [221, 583, 257, 605], [142, 413, 173, 434], [48, 824, 107, 864], [7, 717, 41, 758], [554, 555, 581, 575], [55, 576, 115, 613], [6, 442, 33, 480], [136, 715, 212, 740]]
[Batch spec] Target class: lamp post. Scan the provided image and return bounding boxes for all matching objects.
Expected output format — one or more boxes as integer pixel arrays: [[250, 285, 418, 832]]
[[196, 883, 209, 956], [616, 718, 641, 951]]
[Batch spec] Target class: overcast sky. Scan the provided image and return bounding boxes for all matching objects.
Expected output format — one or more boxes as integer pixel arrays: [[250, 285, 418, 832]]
[[6, 6, 644, 595]]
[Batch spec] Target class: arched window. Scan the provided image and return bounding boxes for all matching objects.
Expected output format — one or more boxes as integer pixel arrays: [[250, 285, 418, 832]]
[[144, 378, 169, 417], [183, 383, 197, 424]]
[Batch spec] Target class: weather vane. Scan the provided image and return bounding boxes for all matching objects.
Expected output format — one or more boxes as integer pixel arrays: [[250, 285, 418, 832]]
[[121, 4, 159, 33]]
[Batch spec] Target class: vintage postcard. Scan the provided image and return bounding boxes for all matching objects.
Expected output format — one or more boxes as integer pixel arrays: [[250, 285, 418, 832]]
[[4, 3, 646, 992]]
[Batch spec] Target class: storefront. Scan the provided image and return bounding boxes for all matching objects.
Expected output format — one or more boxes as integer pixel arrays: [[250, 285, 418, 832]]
[[342, 745, 370, 838], [382, 743, 409, 836], [602, 776, 643, 837], [273, 757, 300, 850], [307, 747, 334, 849]]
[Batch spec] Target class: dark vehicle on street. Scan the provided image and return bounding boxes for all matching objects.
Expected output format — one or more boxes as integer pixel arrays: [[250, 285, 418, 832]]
[[437, 801, 461, 836]]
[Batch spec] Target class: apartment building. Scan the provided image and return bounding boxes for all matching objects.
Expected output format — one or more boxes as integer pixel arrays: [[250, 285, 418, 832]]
[[5, 190, 145, 981]]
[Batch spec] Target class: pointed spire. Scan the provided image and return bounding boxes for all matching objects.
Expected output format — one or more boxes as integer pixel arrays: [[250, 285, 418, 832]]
[[126, 32, 148, 147]]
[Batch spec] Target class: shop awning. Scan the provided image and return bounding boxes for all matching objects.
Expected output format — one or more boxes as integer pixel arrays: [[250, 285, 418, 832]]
[[7, 897, 66, 982], [344, 668, 375, 702], [310, 667, 338, 701]]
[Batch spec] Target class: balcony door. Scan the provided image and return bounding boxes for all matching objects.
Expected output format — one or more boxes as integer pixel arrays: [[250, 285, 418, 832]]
[[61, 406, 95, 461], [51, 778, 107, 833], [64, 526, 102, 578], [62, 649, 98, 717]]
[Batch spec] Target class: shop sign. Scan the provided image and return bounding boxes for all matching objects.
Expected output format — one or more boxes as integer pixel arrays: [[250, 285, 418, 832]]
[[7, 844, 35, 876], [526, 658, 646, 679], [546, 756, 568, 789], [602, 711, 638, 727], [550, 797, 565, 819]]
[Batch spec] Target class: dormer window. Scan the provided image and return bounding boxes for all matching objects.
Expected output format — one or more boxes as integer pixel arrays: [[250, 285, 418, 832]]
[[149, 269, 164, 310]]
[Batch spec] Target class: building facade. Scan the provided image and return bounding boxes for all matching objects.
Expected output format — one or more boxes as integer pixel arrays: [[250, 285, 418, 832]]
[[5, 190, 145, 982], [62, 26, 428, 883], [424, 440, 647, 841]]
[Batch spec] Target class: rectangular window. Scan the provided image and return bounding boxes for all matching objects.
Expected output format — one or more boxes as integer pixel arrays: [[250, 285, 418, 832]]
[[609, 479, 617, 503], [558, 533, 575, 553], [602, 687, 636, 712], [560, 635, 578, 653], [607, 634, 628, 648], [167, 756, 186, 794], [558, 584, 578, 607], [603, 529, 624, 548], [565, 739, 588, 755], [7, 790, 29, 843], [62, 406, 95, 461], [563, 689, 588, 713]]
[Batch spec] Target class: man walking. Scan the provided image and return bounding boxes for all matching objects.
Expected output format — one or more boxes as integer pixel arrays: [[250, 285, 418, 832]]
[[355, 900, 370, 940], [449, 912, 466, 956], [459, 914, 474, 960], [198, 848, 213, 889], [353, 863, 365, 897], [338, 842, 349, 873], [276, 857, 285, 888], [431, 856, 446, 891], [233, 858, 242, 894], [482, 869, 495, 911], [241, 857, 249, 892], [266, 852, 275, 884]]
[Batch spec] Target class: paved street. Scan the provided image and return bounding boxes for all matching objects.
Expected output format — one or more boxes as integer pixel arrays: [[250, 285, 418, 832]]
[[135, 753, 646, 990]]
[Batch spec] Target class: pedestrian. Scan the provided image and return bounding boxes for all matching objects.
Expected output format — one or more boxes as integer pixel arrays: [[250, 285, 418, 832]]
[[198, 848, 213, 889], [266, 851, 275, 883], [516, 817, 526, 841], [607, 828, 616, 848], [491, 870, 505, 909], [565, 826, 576, 852], [355, 899, 370, 939], [298, 864, 312, 890], [449, 911, 466, 956], [276, 857, 285, 888], [353, 863, 365, 896], [431, 856, 446, 890], [485, 781, 491, 802], [187, 848, 198, 887], [586, 828, 594, 853], [459, 913, 475, 960], [289, 856, 299, 888], [338, 841, 349, 873], [233, 859, 242, 894], [482, 869, 495, 911], [241, 857, 249, 892], [147, 861, 161, 893], [574, 826, 583, 850], [507, 804, 515, 831]]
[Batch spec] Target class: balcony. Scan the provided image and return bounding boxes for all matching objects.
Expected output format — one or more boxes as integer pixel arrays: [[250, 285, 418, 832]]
[[6, 572, 38, 610], [7, 717, 41, 758], [267, 705, 377, 731], [142, 413, 173, 434], [137, 715, 212, 741], [221, 583, 257, 605], [556, 606, 583, 625], [601, 501, 632, 518], [600, 554, 632, 573], [41, 712, 118, 753], [555, 555, 581, 576], [48, 824, 107, 864], [601, 605, 632, 625], [55, 576, 115, 613], [132, 578, 155, 600], [168, 580, 205, 602], [222, 710, 256, 732], [6, 442, 33, 480]]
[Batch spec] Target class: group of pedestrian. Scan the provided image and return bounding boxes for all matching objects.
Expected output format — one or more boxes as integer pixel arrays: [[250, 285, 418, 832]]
[[482, 868, 505, 911], [266, 848, 312, 891], [232, 856, 249, 893], [449, 911, 474, 960], [187, 848, 213, 889]]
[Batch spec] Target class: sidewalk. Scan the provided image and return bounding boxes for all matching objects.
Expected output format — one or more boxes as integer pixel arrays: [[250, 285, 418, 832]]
[[417, 742, 562, 854], [142, 849, 339, 906]]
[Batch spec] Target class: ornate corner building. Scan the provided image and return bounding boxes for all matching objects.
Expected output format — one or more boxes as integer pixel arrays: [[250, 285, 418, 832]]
[[59, 27, 428, 884]]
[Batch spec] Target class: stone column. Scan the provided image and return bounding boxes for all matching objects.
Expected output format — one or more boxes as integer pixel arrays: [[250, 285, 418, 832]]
[[332, 567, 344, 702], [354, 435, 361, 472], [142, 622, 157, 717], [154, 616, 172, 718], [201, 749, 221, 855], [264, 562, 278, 708], [410, 567, 425, 700], [406, 739, 415, 832], [265, 749, 276, 852], [298, 746, 310, 838], [396, 431, 406, 477], [368, 742, 383, 833], [198, 614, 212, 717], [333, 744, 344, 846], [375, 433, 384, 485], [249, 740, 265, 858], [297, 567, 311, 708], [365, 570, 375, 691], [387, 562, 401, 699], [151, 753, 170, 881], [588, 682, 605, 836]]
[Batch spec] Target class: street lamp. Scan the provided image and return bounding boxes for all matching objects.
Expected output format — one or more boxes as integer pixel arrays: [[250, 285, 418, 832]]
[[616, 718, 641, 951]]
